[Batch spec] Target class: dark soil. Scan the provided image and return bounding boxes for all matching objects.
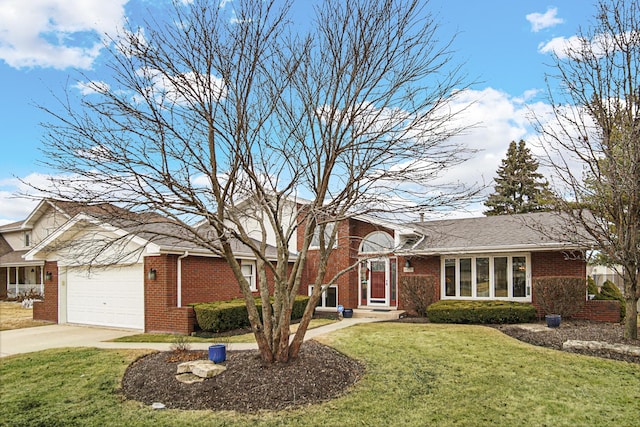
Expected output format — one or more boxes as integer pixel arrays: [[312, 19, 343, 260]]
[[121, 340, 364, 412], [122, 319, 638, 413]]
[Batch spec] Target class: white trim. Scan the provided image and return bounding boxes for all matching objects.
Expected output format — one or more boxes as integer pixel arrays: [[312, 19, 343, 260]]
[[177, 251, 189, 307], [241, 260, 257, 292], [308, 284, 338, 308], [404, 242, 587, 256]]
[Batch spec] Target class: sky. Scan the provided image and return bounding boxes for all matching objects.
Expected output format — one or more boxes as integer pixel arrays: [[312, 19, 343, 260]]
[[0, 0, 597, 225]]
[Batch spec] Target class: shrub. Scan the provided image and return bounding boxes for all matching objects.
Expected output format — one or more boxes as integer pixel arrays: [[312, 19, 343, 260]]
[[532, 277, 586, 318], [194, 296, 311, 333], [399, 275, 438, 317], [426, 300, 536, 324], [594, 280, 626, 319]]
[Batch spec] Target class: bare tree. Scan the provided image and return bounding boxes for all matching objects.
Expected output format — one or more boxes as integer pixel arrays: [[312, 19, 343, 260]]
[[37, 0, 474, 362], [536, 0, 639, 338]]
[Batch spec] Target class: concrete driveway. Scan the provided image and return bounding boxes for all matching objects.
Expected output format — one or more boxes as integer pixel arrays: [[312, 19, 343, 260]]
[[0, 324, 141, 357]]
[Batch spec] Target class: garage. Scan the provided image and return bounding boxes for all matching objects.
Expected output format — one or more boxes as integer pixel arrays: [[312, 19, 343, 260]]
[[65, 264, 144, 330]]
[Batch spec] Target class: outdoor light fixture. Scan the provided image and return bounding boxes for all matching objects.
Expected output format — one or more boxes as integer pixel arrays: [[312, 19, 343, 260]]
[[45, 271, 52, 281], [405, 259, 411, 268], [148, 268, 157, 280]]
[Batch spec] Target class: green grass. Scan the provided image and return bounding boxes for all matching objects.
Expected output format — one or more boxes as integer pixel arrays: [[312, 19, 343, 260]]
[[111, 318, 336, 343], [1, 323, 639, 426]]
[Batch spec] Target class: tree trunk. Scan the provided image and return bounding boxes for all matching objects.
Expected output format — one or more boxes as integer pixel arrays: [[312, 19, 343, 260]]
[[288, 291, 322, 360], [624, 276, 638, 339]]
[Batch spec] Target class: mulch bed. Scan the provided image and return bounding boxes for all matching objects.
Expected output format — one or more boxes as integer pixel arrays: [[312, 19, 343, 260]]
[[122, 319, 638, 413], [121, 340, 364, 412], [492, 319, 640, 364]]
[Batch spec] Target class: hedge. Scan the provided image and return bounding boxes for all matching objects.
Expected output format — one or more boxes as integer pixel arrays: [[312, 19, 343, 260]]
[[193, 295, 311, 333], [426, 300, 537, 324]]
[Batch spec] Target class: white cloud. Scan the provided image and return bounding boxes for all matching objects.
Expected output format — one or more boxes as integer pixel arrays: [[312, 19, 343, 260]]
[[0, 87, 576, 224], [537, 35, 582, 59], [134, 68, 227, 106], [526, 7, 564, 32], [74, 80, 111, 95], [0, 0, 128, 69]]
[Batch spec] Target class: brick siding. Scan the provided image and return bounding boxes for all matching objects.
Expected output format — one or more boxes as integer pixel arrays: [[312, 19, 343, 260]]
[[33, 261, 58, 323], [300, 217, 395, 309], [574, 299, 621, 322], [144, 254, 274, 334]]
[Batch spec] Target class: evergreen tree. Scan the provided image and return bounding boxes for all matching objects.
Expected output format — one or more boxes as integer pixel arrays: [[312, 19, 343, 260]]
[[484, 140, 550, 216]]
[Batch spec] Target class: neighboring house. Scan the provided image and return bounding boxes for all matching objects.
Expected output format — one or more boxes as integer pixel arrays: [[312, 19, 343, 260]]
[[1, 199, 618, 335]]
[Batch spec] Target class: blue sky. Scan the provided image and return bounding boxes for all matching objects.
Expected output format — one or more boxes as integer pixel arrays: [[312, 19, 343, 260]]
[[0, 0, 596, 224]]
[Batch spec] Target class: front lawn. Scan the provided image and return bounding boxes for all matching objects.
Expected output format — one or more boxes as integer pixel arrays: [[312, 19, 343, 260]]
[[1, 323, 638, 426], [0, 301, 47, 331], [111, 318, 336, 343]]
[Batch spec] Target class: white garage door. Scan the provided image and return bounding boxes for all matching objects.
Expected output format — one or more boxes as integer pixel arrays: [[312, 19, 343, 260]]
[[66, 265, 144, 330]]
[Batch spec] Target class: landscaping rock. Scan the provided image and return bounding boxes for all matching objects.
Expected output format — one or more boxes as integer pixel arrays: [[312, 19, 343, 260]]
[[562, 340, 640, 357], [176, 359, 226, 379], [175, 373, 205, 384]]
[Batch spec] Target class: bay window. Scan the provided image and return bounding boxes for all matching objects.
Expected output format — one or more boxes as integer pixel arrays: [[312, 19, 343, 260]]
[[442, 254, 531, 301]]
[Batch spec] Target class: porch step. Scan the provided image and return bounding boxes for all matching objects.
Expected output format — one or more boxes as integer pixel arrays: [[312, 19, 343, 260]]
[[351, 308, 406, 320]]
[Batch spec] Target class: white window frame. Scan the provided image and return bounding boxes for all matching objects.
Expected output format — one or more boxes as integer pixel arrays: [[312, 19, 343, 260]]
[[309, 222, 337, 250], [241, 261, 257, 292], [308, 284, 338, 308], [440, 253, 531, 302]]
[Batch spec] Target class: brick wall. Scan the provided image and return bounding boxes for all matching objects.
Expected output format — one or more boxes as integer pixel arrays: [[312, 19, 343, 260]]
[[144, 254, 273, 334], [300, 217, 395, 309], [33, 261, 58, 323], [532, 251, 586, 278], [398, 256, 441, 309], [180, 256, 246, 304], [144, 254, 194, 334], [574, 299, 621, 322]]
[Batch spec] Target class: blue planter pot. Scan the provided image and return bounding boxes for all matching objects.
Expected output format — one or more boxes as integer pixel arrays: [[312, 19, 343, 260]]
[[545, 314, 561, 328], [208, 344, 226, 363]]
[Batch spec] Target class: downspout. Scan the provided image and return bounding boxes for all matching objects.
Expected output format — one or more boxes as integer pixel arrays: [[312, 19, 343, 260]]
[[177, 252, 189, 307]]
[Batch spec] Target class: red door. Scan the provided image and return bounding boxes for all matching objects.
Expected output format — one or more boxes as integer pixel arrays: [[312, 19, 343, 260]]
[[369, 260, 386, 303]]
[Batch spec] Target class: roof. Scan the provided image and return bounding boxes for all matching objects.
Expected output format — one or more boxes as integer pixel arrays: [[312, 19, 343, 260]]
[[0, 220, 25, 232], [21, 199, 283, 261], [401, 211, 593, 255], [0, 250, 40, 265]]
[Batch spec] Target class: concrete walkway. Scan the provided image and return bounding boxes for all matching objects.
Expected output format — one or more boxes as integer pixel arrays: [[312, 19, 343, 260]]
[[0, 317, 381, 358]]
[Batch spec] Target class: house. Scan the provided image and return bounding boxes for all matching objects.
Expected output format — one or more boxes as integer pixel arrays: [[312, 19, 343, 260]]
[[2, 199, 279, 334], [0, 199, 619, 335]]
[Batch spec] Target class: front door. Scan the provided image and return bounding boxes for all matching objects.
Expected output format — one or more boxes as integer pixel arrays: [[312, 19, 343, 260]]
[[368, 259, 388, 305]]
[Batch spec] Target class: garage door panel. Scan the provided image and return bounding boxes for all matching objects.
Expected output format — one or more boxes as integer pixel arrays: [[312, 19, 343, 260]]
[[66, 265, 144, 330]]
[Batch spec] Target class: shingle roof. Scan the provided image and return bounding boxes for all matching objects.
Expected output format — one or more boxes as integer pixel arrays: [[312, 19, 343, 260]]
[[44, 200, 281, 259], [0, 250, 33, 264], [403, 211, 591, 254]]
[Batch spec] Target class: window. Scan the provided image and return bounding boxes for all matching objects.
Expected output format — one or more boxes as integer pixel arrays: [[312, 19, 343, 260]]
[[241, 261, 257, 291], [441, 254, 530, 301], [360, 231, 395, 254], [310, 222, 336, 249], [24, 232, 31, 247], [308, 285, 338, 308]]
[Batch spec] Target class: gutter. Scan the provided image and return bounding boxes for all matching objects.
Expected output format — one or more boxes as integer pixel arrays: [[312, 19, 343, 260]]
[[177, 251, 189, 307]]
